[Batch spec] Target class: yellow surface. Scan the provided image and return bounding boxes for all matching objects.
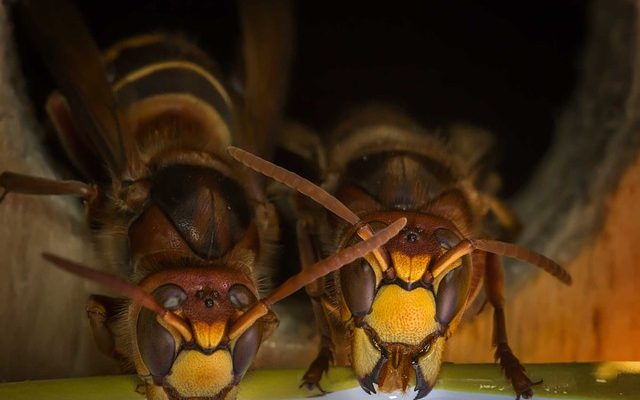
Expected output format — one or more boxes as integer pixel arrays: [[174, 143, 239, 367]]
[[1, 363, 639, 399]]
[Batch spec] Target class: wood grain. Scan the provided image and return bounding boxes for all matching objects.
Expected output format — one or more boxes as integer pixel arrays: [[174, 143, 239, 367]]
[[445, 154, 640, 362], [0, 4, 116, 380], [444, 0, 640, 364]]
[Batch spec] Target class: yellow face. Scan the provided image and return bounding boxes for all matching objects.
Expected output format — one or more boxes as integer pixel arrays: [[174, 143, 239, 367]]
[[341, 217, 472, 398], [165, 349, 235, 398], [127, 268, 267, 400], [351, 283, 445, 396]]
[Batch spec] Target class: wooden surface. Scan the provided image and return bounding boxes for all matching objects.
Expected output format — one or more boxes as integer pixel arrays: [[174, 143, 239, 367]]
[[444, 0, 640, 364], [0, 4, 116, 380], [445, 155, 640, 363], [505, 0, 640, 292]]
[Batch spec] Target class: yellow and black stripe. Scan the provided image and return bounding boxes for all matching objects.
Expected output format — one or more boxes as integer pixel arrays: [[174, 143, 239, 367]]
[[105, 34, 233, 137]]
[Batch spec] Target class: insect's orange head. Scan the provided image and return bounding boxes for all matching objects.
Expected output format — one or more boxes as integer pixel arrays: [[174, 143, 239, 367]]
[[132, 267, 269, 399], [341, 213, 473, 398], [42, 254, 273, 400]]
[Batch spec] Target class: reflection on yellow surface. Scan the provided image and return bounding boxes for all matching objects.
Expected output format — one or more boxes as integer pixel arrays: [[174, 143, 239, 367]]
[[595, 361, 640, 380]]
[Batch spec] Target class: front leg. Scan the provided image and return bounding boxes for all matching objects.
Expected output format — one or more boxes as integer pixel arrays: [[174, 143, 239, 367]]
[[297, 219, 334, 392], [300, 329, 334, 392], [484, 252, 541, 399]]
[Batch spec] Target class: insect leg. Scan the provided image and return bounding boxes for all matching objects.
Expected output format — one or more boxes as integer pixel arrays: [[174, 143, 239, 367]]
[[0, 171, 97, 203], [485, 252, 541, 400], [86, 295, 132, 370], [297, 219, 334, 392]]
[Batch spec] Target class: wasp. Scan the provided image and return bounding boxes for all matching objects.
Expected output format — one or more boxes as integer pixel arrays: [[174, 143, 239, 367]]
[[229, 105, 572, 399], [0, 1, 408, 399]]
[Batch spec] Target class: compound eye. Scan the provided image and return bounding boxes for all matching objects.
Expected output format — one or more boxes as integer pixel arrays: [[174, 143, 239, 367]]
[[340, 258, 376, 317], [153, 284, 187, 310], [433, 228, 460, 250], [229, 284, 257, 311], [232, 324, 262, 378], [435, 256, 471, 326], [137, 308, 176, 385]]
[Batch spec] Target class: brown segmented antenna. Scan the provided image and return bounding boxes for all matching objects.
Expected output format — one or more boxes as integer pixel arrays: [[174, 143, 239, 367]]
[[428, 239, 571, 285], [42, 253, 194, 341], [430, 240, 474, 280], [229, 146, 359, 224], [473, 239, 572, 284], [228, 146, 389, 271], [228, 217, 407, 340]]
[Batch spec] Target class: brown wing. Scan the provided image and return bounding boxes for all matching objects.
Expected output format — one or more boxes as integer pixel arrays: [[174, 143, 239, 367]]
[[237, 0, 294, 157], [20, 0, 131, 175]]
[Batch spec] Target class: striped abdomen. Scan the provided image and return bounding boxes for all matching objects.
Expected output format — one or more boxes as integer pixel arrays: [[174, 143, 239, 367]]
[[105, 34, 235, 161]]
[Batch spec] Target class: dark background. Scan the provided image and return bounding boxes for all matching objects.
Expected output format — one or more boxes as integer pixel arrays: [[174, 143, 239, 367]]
[[13, 0, 587, 196]]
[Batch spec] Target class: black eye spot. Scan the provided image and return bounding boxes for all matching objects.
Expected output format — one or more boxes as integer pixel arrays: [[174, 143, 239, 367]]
[[433, 228, 460, 250], [229, 284, 257, 310], [153, 284, 187, 310], [196, 290, 205, 299], [406, 232, 419, 243], [204, 298, 214, 308]]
